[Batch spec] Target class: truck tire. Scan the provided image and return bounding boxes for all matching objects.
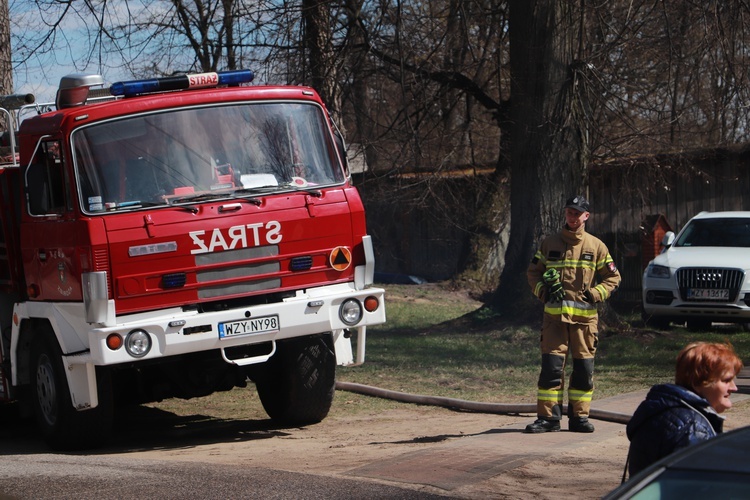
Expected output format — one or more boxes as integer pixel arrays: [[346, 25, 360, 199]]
[[31, 334, 114, 450], [254, 333, 336, 425]]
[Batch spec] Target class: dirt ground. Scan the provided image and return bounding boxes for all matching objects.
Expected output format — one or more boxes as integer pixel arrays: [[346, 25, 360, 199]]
[[110, 283, 750, 499], [6, 284, 746, 498], [119, 389, 750, 499]]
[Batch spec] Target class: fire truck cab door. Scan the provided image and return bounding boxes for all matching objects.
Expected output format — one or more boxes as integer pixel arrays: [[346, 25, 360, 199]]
[[22, 139, 83, 302]]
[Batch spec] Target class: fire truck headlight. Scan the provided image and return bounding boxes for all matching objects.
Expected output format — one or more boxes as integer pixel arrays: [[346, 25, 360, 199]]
[[339, 299, 363, 326], [125, 329, 152, 358]]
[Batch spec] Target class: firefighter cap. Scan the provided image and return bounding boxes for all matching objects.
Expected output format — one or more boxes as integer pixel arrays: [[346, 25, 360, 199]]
[[565, 195, 590, 213]]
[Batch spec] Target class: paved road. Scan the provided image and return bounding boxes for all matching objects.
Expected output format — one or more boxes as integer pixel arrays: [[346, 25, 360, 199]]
[[1, 380, 747, 499], [0, 393, 642, 499], [0, 410, 447, 500], [0, 453, 448, 499]]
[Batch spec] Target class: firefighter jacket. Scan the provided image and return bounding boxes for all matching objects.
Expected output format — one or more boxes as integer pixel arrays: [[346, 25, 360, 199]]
[[527, 224, 621, 325]]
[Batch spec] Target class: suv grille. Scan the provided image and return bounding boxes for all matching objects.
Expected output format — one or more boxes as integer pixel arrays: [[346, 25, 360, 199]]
[[676, 267, 744, 302]]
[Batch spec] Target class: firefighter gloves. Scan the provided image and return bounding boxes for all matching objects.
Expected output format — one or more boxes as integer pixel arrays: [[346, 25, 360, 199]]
[[548, 282, 565, 303], [543, 269, 564, 302], [542, 268, 559, 284]]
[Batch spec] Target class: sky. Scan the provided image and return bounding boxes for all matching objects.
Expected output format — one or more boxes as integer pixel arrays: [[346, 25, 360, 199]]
[[9, 0, 282, 106], [9, 0, 284, 105], [10, 0, 132, 104], [12, 46, 130, 106]]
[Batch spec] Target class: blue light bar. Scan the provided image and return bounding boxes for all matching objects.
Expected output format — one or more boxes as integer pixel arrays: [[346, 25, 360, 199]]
[[110, 70, 254, 97]]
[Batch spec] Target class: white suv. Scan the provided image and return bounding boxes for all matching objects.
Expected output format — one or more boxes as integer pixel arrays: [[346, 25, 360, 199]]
[[642, 211, 750, 329]]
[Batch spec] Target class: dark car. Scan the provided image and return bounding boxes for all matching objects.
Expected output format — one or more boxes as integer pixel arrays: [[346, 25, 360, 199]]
[[604, 425, 750, 499]]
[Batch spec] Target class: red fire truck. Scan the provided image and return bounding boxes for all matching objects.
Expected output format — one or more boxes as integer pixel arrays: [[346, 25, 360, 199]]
[[0, 70, 385, 449]]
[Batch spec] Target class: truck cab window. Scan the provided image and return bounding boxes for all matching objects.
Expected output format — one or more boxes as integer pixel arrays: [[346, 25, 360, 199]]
[[26, 140, 68, 215]]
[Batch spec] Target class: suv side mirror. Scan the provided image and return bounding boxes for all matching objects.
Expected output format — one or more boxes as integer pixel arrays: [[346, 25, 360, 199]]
[[661, 231, 675, 249]]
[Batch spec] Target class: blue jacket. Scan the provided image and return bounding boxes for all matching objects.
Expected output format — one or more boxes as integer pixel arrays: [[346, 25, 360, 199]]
[[626, 383, 724, 476]]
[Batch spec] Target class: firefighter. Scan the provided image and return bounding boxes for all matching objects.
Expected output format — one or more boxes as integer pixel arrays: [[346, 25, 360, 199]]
[[524, 195, 621, 433]]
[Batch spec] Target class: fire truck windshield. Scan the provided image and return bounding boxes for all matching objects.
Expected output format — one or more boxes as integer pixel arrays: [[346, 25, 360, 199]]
[[73, 101, 345, 213]]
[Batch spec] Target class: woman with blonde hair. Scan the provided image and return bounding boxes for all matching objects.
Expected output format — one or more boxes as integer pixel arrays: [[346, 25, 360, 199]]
[[625, 342, 743, 477]]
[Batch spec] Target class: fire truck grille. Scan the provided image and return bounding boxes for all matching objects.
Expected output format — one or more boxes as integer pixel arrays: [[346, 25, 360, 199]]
[[194, 245, 279, 265], [194, 245, 281, 300], [676, 267, 744, 302], [198, 278, 281, 299], [196, 262, 279, 282]]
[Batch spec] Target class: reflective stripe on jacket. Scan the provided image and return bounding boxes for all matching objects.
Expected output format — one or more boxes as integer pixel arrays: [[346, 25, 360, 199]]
[[527, 224, 621, 325]]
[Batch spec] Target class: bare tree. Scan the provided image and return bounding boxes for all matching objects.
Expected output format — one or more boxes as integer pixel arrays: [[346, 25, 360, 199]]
[[302, 0, 341, 121], [488, 0, 588, 313], [581, 0, 750, 158], [0, 0, 11, 95], [339, 0, 506, 174], [10, 0, 750, 307], [105, 0, 293, 76], [10, 0, 302, 83]]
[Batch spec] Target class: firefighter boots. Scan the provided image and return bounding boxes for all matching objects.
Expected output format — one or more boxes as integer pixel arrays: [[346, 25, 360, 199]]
[[524, 418, 561, 433], [569, 417, 595, 433]]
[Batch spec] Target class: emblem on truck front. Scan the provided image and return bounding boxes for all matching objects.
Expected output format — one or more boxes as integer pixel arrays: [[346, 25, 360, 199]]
[[189, 221, 282, 254]]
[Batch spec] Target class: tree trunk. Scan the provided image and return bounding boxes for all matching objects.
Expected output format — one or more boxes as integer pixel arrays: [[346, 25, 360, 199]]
[[302, 0, 342, 123], [454, 170, 510, 293], [492, 0, 588, 317], [0, 0, 12, 95], [222, 0, 237, 70], [346, 0, 379, 170]]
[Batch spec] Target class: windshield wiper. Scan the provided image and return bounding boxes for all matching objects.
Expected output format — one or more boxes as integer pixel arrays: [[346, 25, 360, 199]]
[[230, 194, 262, 206], [168, 192, 229, 204], [234, 183, 322, 197], [233, 185, 283, 195], [278, 182, 322, 197], [168, 190, 262, 209], [167, 183, 319, 210]]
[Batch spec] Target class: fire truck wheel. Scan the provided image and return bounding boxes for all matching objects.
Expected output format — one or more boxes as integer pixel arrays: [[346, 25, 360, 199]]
[[30, 333, 114, 450], [254, 333, 336, 425]]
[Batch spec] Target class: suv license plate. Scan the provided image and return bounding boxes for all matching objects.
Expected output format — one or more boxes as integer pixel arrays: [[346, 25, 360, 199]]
[[219, 315, 279, 339], [687, 288, 729, 300]]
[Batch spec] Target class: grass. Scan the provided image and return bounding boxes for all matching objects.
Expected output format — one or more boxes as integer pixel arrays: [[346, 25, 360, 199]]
[[337, 284, 750, 405], [150, 283, 750, 419]]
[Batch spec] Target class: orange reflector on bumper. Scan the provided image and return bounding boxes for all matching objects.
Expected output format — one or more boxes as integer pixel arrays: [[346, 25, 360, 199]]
[[364, 296, 379, 312], [106, 333, 123, 350]]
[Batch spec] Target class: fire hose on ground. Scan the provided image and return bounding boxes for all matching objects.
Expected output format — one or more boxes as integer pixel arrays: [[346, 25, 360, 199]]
[[336, 381, 632, 425]]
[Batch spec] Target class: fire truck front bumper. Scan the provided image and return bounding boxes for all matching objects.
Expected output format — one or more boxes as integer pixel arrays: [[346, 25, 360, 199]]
[[11, 283, 384, 412], [85, 282, 385, 368]]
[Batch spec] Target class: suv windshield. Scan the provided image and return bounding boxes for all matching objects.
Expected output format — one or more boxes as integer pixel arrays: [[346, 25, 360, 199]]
[[73, 101, 344, 213], [675, 217, 750, 248]]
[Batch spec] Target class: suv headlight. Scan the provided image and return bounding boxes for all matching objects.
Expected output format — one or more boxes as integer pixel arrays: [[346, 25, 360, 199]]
[[647, 264, 670, 279]]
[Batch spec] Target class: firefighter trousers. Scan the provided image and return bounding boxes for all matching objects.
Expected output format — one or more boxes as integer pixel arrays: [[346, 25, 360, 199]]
[[536, 315, 598, 420]]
